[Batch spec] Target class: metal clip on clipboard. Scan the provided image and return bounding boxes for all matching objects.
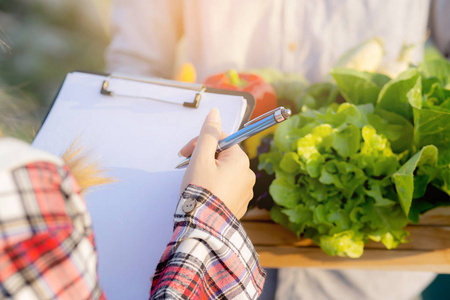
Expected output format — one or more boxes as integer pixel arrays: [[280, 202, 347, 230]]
[[100, 74, 206, 108]]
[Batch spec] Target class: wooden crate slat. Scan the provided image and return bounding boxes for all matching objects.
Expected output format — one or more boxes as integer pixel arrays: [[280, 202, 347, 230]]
[[242, 207, 271, 221], [255, 246, 450, 273], [242, 206, 450, 270], [243, 206, 450, 224], [418, 206, 450, 225], [242, 222, 450, 251]]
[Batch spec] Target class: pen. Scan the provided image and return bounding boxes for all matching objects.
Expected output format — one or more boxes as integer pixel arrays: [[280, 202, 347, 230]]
[[175, 106, 292, 169]]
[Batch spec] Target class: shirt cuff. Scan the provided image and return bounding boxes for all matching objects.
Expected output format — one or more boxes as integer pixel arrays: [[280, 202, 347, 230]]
[[175, 184, 244, 246], [174, 184, 265, 289]]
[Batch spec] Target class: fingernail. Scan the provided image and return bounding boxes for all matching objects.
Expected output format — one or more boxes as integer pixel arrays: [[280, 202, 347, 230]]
[[206, 108, 220, 123], [177, 151, 183, 157]]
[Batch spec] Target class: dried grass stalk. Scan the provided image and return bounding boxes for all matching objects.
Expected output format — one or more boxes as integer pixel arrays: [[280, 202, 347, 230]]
[[62, 138, 115, 194]]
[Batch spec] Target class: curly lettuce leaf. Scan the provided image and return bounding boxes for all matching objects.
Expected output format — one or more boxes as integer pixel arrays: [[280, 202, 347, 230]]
[[361, 201, 409, 249], [270, 204, 304, 234], [423, 83, 450, 108], [369, 108, 414, 153], [252, 68, 309, 102], [377, 68, 420, 121], [273, 114, 303, 152], [259, 103, 415, 258], [332, 124, 361, 157], [410, 80, 450, 166], [320, 102, 373, 129], [331, 68, 390, 105], [258, 141, 283, 175], [419, 58, 450, 86], [256, 57, 450, 259], [269, 176, 302, 208], [393, 145, 438, 216], [296, 82, 341, 110], [319, 231, 365, 258], [352, 126, 400, 177]]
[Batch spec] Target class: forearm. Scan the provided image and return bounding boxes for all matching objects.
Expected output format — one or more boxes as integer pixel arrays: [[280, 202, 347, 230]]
[[150, 184, 265, 300]]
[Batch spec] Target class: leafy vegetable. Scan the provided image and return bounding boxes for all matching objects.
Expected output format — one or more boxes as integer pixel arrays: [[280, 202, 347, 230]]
[[413, 59, 450, 165], [252, 68, 308, 100], [377, 68, 420, 122], [258, 56, 450, 257], [419, 58, 450, 87], [330, 68, 390, 105], [260, 104, 415, 257], [296, 82, 341, 110], [393, 145, 438, 216]]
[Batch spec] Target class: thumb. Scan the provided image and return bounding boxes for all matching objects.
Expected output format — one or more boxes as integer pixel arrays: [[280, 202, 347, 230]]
[[191, 108, 221, 163]]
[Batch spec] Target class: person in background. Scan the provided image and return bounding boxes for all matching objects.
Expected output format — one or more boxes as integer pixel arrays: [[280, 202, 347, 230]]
[[105, 1, 449, 299], [0, 109, 265, 299], [105, 0, 449, 83]]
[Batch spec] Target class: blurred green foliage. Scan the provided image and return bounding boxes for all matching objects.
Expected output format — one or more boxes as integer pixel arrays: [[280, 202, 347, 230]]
[[0, 0, 109, 141]]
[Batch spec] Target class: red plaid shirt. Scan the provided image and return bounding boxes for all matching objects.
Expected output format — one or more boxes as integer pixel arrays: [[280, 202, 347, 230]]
[[150, 184, 266, 299], [0, 138, 265, 299]]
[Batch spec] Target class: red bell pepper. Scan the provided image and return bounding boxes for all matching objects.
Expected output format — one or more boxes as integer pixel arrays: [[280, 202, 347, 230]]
[[203, 70, 277, 120]]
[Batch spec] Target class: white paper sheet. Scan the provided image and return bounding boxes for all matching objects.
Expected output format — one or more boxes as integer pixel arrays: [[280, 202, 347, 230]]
[[32, 72, 247, 299]]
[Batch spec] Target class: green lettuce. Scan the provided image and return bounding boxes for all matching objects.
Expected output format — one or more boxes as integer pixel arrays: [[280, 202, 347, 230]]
[[260, 104, 414, 257], [330, 68, 390, 105], [413, 60, 450, 166], [258, 57, 450, 258]]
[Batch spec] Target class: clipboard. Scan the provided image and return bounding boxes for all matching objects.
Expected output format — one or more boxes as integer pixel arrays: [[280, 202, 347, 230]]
[[32, 71, 255, 299]]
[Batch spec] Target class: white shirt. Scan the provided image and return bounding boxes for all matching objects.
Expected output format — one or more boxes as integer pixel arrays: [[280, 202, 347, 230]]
[[105, 0, 440, 83]]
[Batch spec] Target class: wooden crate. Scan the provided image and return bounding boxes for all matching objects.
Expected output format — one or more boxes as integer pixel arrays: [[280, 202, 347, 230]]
[[241, 207, 450, 273]]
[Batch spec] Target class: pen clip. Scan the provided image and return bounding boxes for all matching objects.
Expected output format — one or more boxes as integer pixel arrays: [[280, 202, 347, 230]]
[[243, 107, 283, 127]]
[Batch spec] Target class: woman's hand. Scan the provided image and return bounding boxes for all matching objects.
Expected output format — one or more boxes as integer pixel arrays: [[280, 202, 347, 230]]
[[179, 108, 255, 219]]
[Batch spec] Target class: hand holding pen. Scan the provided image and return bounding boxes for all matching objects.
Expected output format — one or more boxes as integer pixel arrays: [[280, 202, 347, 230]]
[[176, 106, 292, 169], [178, 108, 257, 219], [178, 107, 291, 219]]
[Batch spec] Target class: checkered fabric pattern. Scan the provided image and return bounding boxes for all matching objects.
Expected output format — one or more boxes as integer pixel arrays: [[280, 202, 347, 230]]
[[0, 156, 105, 299], [150, 184, 266, 300], [1, 139, 265, 299]]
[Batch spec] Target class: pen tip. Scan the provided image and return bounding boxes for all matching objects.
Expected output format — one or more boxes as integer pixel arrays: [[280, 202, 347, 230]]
[[175, 159, 190, 169]]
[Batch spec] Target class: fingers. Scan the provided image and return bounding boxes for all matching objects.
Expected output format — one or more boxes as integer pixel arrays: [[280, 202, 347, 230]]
[[217, 144, 251, 169], [179, 132, 227, 158], [179, 108, 257, 220], [179, 137, 198, 157], [191, 108, 222, 163]]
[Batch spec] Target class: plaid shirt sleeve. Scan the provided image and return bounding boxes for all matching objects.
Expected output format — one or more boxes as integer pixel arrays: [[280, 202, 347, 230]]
[[0, 161, 105, 300], [150, 184, 266, 300]]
